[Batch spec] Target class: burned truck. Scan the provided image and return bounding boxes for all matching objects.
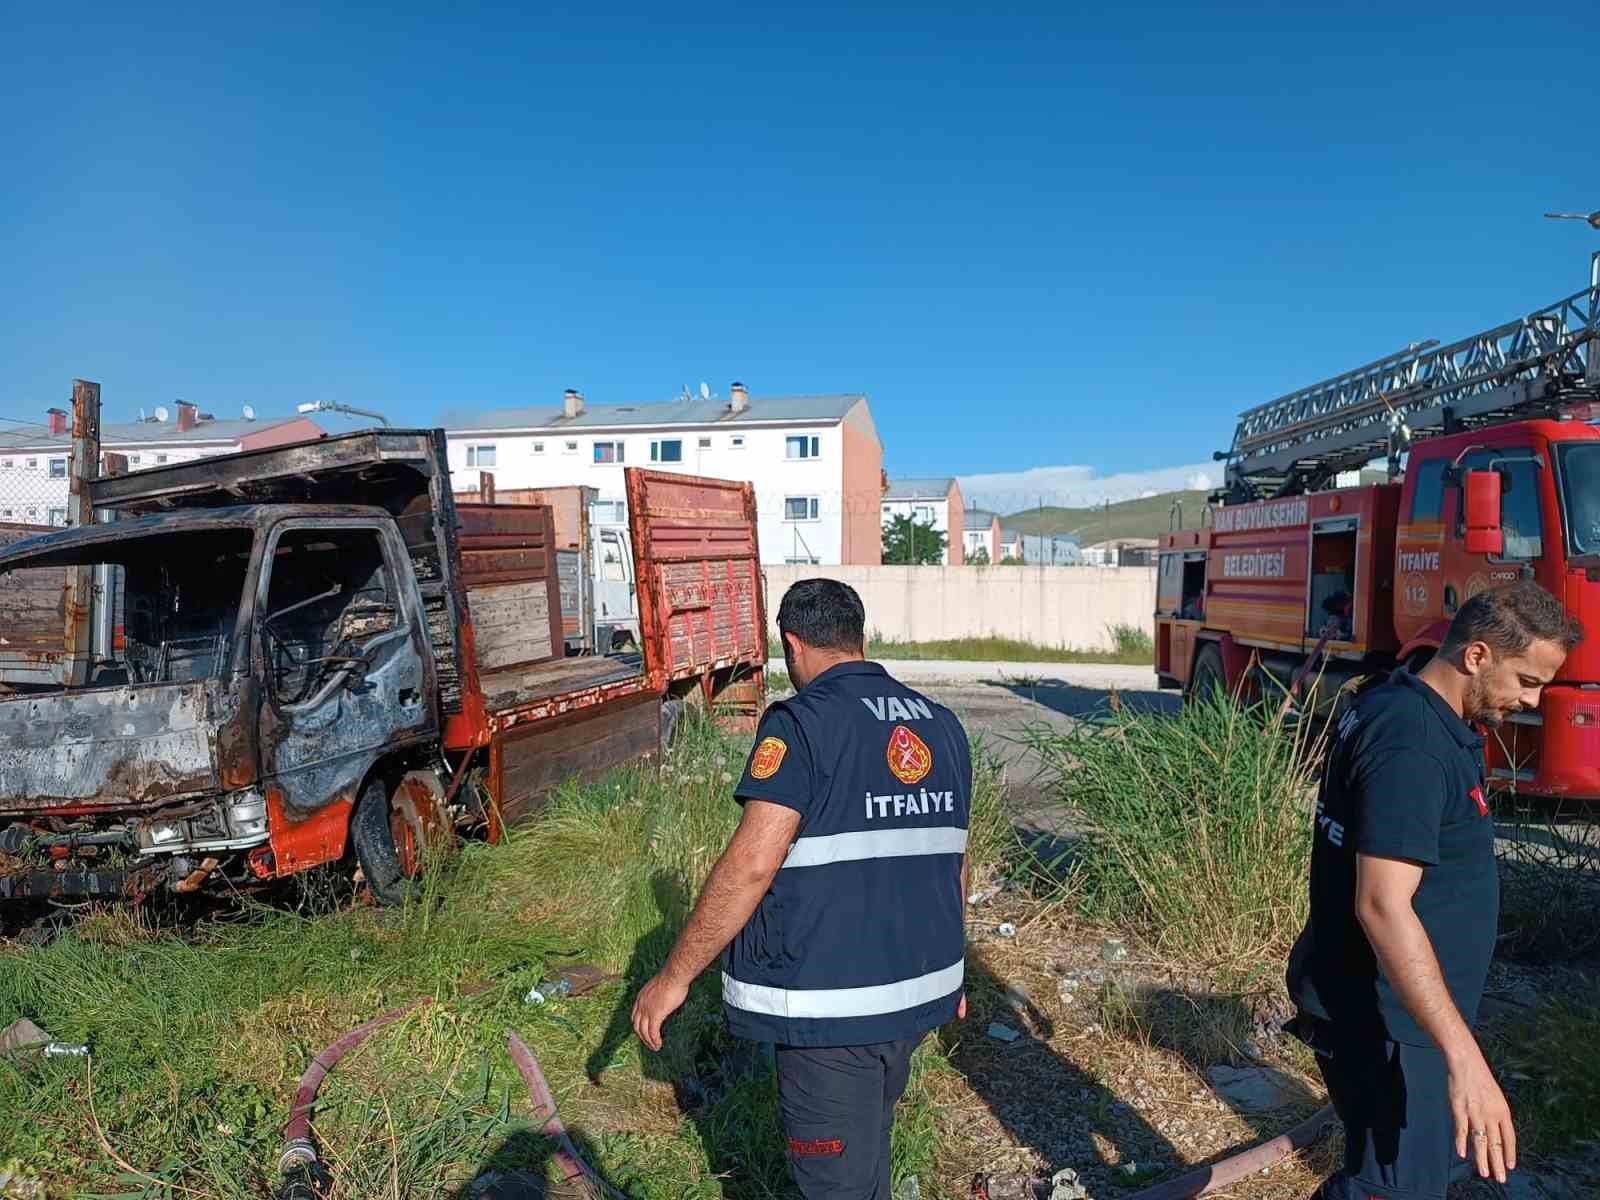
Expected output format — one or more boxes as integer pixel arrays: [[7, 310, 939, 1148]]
[[0, 430, 767, 903]]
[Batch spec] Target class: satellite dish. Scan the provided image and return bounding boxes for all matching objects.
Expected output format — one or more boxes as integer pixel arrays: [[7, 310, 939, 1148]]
[[699, 382, 711, 400], [242, 404, 257, 422], [154, 405, 170, 424]]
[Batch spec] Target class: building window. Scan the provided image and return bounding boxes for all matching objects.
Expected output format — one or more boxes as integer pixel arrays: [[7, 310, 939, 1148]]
[[786, 435, 820, 460], [48, 508, 66, 527], [48, 458, 67, 479], [156, 454, 168, 464], [913, 505, 935, 524], [784, 496, 821, 522], [532, 441, 545, 454], [591, 499, 626, 524], [564, 440, 578, 453], [25, 507, 37, 518], [593, 440, 624, 464], [651, 439, 683, 463], [0, 509, 10, 518], [697, 436, 712, 449], [129, 454, 142, 465], [26, 458, 37, 469], [730, 436, 745, 449], [1, 459, 11, 469], [465, 444, 497, 469]]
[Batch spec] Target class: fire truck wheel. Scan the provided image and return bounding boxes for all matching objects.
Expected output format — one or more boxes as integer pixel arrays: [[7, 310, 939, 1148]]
[[350, 772, 445, 906], [1187, 644, 1230, 706]]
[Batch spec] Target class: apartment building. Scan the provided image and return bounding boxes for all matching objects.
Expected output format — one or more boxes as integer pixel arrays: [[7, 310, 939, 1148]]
[[442, 384, 884, 566], [880, 478, 965, 565], [0, 402, 322, 525], [962, 508, 1002, 563]]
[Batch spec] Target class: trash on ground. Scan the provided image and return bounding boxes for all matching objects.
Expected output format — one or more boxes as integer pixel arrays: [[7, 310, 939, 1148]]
[[0, 1018, 50, 1057], [1205, 1064, 1301, 1111], [996, 922, 1017, 938], [1099, 936, 1127, 963], [986, 1021, 1022, 1043]]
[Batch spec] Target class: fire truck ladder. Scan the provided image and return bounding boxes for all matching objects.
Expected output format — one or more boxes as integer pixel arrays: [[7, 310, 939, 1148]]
[[1217, 257, 1600, 501]]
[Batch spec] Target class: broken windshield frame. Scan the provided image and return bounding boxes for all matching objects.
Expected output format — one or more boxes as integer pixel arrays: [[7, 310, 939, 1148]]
[[0, 527, 257, 687]]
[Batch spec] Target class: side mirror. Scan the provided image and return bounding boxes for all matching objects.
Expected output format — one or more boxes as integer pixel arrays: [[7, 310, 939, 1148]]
[[1463, 469, 1503, 556]]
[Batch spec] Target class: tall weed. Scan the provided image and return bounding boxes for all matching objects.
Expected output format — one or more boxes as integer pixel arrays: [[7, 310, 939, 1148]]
[[1024, 691, 1325, 974]]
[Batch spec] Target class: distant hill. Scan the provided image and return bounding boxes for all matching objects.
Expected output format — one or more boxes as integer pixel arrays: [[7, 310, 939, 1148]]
[[1001, 489, 1212, 544]]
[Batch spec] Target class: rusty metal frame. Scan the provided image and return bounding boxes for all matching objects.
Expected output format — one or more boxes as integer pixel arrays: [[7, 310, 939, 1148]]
[[63, 380, 100, 686]]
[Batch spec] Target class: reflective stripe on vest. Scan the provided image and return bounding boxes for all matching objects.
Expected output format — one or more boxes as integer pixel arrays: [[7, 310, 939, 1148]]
[[780, 825, 969, 870], [722, 958, 964, 1020]]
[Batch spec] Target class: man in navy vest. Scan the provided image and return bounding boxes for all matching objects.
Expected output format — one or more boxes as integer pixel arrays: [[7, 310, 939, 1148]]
[[633, 578, 971, 1198]]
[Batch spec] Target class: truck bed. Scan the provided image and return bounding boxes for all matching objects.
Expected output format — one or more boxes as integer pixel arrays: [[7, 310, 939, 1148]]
[[480, 652, 643, 714]]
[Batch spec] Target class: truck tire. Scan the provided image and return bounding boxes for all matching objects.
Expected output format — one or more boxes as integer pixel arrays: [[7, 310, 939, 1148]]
[[660, 697, 686, 750], [1187, 644, 1229, 706], [350, 771, 448, 906]]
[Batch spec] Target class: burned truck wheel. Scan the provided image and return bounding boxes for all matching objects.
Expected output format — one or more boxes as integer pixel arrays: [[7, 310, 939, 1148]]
[[1186, 644, 1229, 706], [350, 770, 449, 906]]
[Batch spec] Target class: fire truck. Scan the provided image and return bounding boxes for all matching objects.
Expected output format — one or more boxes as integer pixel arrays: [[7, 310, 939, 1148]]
[[1155, 255, 1600, 800]]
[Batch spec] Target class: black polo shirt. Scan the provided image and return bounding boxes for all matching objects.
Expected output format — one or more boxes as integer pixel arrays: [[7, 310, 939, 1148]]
[[1287, 669, 1499, 1046], [722, 660, 971, 1048]]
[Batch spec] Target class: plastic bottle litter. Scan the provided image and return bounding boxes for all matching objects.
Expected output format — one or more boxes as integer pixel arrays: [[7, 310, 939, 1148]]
[[996, 922, 1017, 938], [43, 1042, 90, 1057], [524, 979, 574, 1005]]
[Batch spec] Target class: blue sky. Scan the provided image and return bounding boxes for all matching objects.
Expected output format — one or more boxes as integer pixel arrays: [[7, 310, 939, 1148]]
[[3, 1, 1597, 514]]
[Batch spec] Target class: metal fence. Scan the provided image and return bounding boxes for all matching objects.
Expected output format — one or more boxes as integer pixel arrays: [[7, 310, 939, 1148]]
[[0, 413, 75, 527]]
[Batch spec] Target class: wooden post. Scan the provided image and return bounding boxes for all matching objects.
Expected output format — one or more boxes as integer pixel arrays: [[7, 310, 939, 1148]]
[[62, 379, 101, 687]]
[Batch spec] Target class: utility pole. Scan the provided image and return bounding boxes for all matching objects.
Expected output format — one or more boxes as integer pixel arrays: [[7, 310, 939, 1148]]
[[63, 380, 101, 687]]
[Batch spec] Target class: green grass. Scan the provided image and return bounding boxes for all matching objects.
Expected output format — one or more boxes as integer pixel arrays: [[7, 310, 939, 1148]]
[[1022, 689, 1325, 978], [999, 489, 1211, 542], [766, 625, 1154, 666], [1487, 990, 1600, 1156], [0, 714, 1013, 1198]]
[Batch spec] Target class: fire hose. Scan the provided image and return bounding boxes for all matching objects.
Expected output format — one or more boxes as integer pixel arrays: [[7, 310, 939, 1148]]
[[275, 998, 621, 1200], [280, 1001, 1334, 1200], [976, 1104, 1337, 1200]]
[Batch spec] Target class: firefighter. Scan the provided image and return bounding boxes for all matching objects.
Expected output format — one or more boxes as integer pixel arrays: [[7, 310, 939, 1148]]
[[1286, 581, 1583, 1200], [632, 578, 971, 1199]]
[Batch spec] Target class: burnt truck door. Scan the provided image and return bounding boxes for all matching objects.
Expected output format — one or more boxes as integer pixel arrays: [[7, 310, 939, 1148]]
[[254, 518, 438, 829]]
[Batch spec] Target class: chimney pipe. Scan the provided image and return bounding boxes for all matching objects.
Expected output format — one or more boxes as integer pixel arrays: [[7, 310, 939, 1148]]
[[729, 382, 749, 414], [46, 408, 68, 437], [563, 389, 584, 420], [176, 401, 198, 433]]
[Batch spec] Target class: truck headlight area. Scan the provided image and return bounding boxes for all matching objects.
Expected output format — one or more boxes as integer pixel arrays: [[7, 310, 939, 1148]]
[[135, 789, 270, 856]]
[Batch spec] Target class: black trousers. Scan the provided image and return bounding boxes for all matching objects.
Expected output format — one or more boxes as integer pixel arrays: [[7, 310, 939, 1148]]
[[774, 1038, 921, 1200], [1291, 1014, 1476, 1200]]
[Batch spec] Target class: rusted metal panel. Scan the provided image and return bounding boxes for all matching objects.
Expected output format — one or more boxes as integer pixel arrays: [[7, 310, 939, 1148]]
[[0, 681, 221, 812], [625, 468, 766, 721], [492, 689, 660, 826], [0, 523, 66, 681], [455, 503, 564, 674]]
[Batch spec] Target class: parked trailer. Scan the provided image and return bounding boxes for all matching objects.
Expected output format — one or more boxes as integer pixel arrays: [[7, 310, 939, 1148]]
[[0, 429, 766, 903]]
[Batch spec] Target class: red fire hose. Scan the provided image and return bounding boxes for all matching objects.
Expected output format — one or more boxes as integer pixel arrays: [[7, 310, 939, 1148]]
[[276, 998, 619, 1200]]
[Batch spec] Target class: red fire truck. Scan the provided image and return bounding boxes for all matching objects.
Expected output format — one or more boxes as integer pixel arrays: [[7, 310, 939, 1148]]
[[1156, 255, 1600, 800]]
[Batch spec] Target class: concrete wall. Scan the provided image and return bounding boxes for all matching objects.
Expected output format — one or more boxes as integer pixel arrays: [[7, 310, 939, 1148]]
[[763, 564, 1157, 650]]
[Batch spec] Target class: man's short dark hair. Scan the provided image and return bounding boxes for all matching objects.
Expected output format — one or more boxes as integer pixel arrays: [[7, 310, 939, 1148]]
[[1440, 580, 1584, 658], [777, 578, 865, 653]]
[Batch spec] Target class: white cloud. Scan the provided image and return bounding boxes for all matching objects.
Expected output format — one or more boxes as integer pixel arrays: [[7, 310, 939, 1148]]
[[957, 462, 1222, 515]]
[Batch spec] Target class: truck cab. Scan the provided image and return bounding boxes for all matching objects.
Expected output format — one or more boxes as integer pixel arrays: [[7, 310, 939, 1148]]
[[1394, 419, 1600, 796]]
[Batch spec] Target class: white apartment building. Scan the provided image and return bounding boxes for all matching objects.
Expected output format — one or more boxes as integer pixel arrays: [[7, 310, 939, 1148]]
[[880, 478, 965, 565], [0, 402, 322, 526], [442, 384, 884, 565]]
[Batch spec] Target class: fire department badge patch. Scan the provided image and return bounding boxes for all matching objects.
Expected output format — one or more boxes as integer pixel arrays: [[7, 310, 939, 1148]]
[[886, 724, 932, 785], [750, 736, 787, 780]]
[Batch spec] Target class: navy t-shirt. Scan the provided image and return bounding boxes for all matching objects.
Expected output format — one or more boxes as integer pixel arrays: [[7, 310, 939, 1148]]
[[1286, 670, 1499, 1046], [722, 660, 972, 1048]]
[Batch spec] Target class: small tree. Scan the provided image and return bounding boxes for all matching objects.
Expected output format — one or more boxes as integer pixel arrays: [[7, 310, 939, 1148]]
[[882, 514, 946, 565], [968, 545, 991, 565]]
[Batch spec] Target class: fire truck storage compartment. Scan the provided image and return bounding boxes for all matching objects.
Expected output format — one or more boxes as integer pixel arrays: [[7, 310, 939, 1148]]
[[1308, 516, 1357, 640]]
